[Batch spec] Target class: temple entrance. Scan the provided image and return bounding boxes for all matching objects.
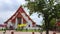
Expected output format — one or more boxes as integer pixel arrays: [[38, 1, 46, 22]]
[[9, 26, 14, 30], [17, 17, 22, 24]]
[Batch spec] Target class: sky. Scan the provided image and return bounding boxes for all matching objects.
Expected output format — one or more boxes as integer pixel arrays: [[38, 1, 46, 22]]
[[0, 0, 43, 25]]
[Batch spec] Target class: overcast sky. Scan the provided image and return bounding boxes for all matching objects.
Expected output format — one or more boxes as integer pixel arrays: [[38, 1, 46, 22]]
[[0, 0, 43, 25]]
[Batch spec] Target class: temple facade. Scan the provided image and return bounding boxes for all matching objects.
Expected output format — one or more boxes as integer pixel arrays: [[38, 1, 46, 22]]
[[4, 6, 38, 29]]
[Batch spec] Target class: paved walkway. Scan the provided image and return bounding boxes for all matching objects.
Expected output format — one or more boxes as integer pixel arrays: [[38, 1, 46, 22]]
[[0, 30, 60, 34]]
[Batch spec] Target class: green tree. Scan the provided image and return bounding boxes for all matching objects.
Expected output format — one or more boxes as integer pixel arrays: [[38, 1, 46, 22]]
[[24, 0, 60, 34], [42, 18, 56, 30]]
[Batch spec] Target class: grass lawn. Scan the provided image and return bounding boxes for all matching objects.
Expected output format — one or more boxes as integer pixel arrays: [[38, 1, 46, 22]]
[[0, 29, 41, 32], [16, 29, 40, 32], [0, 29, 6, 31]]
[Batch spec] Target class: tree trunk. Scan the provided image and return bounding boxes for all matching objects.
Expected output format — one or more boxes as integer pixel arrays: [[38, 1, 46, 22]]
[[44, 16, 49, 34], [46, 28, 49, 34], [45, 22, 49, 34]]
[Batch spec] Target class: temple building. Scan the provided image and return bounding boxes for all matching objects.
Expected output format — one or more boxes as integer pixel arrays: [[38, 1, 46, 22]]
[[4, 6, 38, 29]]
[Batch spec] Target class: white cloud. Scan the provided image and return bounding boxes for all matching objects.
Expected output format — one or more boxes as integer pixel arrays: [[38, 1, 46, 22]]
[[30, 13, 43, 25], [0, 11, 16, 24], [4, 0, 12, 4], [17, 0, 26, 5], [0, 0, 20, 11]]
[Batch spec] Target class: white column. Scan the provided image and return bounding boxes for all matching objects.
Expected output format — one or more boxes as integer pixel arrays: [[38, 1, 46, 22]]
[[15, 18, 18, 29], [21, 18, 23, 24], [7, 20, 12, 29]]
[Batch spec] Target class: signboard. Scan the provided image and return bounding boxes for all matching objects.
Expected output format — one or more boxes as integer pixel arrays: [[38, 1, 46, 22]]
[[18, 24, 27, 27]]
